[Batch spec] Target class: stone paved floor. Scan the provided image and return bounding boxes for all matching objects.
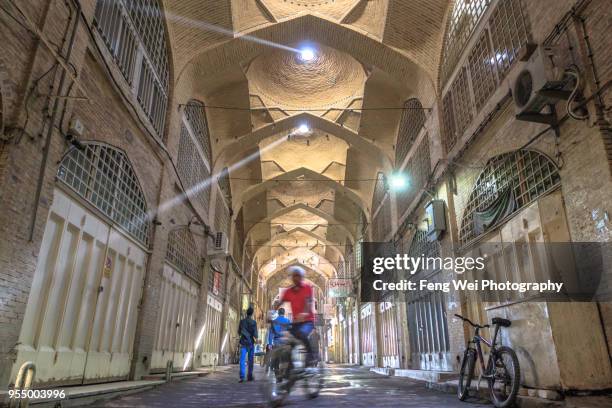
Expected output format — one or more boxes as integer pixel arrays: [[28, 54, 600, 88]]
[[91, 365, 491, 407]]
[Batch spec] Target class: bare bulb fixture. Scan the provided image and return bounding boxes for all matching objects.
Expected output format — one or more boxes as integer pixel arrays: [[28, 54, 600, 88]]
[[299, 47, 315, 62]]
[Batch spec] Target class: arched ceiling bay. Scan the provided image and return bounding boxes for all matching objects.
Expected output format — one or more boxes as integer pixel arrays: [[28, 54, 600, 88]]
[[161, 0, 453, 293]]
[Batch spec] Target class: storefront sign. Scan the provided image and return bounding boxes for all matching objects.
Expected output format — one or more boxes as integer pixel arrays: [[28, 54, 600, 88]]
[[328, 278, 352, 298]]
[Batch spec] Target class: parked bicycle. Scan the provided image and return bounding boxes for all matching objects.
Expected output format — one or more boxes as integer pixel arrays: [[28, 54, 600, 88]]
[[455, 314, 520, 408], [262, 328, 323, 407]]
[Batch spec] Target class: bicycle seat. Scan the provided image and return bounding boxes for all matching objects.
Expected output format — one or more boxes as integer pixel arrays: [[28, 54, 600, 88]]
[[492, 317, 511, 327]]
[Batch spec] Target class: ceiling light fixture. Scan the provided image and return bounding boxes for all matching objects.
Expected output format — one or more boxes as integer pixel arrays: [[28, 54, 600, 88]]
[[389, 173, 409, 191], [297, 123, 310, 134], [299, 47, 315, 62]]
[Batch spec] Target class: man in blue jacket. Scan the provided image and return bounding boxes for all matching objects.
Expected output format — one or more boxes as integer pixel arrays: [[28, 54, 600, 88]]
[[267, 307, 290, 348], [238, 307, 258, 382]]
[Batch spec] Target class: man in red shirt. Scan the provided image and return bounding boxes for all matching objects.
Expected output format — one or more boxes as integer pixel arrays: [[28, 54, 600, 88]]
[[275, 265, 316, 366]]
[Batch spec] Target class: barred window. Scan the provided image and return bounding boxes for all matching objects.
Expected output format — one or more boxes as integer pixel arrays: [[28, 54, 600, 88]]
[[395, 99, 426, 168], [396, 136, 431, 219], [442, 67, 473, 152], [459, 149, 560, 245], [184, 101, 212, 166], [123, 0, 169, 89], [94, 0, 169, 137], [355, 237, 363, 271], [57, 143, 149, 245], [441, 92, 456, 152], [372, 172, 387, 214], [177, 124, 211, 216], [217, 167, 232, 204], [166, 227, 201, 283], [408, 229, 441, 275], [214, 190, 230, 235], [468, 29, 497, 111], [372, 197, 391, 242], [489, 0, 531, 80], [233, 210, 245, 267], [440, 0, 491, 85]]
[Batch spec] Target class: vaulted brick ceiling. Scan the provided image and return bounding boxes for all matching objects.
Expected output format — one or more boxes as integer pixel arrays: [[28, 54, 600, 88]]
[[162, 0, 453, 286]]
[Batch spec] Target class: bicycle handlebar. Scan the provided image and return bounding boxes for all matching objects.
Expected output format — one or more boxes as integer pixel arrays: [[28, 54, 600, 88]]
[[454, 314, 490, 329]]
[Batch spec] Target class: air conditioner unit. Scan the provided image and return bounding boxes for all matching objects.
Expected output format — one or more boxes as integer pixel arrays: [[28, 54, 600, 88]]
[[209, 231, 229, 256], [510, 45, 572, 121]]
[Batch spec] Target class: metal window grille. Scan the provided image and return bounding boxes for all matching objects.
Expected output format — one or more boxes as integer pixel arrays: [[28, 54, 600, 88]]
[[166, 227, 202, 283], [233, 211, 245, 267], [452, 67, 473, 138], [185, 101, 212, 166], [94, 0, 168, 137], [355, 238, 363, 271], [440, 0, 491, 85], [372, 197, 391, 242], [372, 172, 386, 214], [177, 124, 211, 216], [459, 149, 561, 245], [442, 67, 473, 152], [468, 29, 498, 111], [217, 167, 232, 204], [396, 136, 431, 219], [489, 0, 530, 80], [123, 0, 169, 90], [395, 99, 426, 168], [214, 191, 230, 235], [57, 143, 149, 245], [441, 92, 456, 152], [408, 229, 441, 275]]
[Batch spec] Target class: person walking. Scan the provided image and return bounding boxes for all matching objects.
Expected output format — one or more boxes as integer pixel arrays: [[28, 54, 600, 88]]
[[238, 306, 258, 382]]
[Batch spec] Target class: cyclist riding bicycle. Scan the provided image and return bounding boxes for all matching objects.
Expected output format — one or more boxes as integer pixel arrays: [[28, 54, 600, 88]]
[[273, 265, 316, 369]]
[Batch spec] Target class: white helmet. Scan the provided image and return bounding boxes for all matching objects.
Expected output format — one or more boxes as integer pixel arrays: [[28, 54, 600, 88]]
[[288, 265, 305, 277]]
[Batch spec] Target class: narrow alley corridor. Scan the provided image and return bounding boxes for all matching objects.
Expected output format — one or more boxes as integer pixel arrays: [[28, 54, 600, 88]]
[[1, 0, 612, 407]]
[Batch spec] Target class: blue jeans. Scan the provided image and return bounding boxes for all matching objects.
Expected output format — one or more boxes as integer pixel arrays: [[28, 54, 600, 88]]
[[289, 322, 315, 365], [239, 344, 254, 380]]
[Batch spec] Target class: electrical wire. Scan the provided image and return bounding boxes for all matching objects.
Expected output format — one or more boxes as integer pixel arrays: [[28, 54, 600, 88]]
[[565, 66, 589, 121], [180, 103, 432, 112], [229, 176, 383, 182], [244, 221, 368, 226]]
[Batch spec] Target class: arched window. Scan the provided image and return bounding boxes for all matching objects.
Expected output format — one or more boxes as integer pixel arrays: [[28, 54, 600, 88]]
[[57, 143, 150, 245], [396, 135, 430, 219], [166, 227, 201, 283], [94, 0, 169, 136], [395, 99, 425, 168], [459, 149, 560, 246], [177, 101, 212, 217]]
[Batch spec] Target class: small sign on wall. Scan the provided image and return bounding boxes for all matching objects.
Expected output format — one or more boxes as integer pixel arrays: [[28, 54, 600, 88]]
[[103, 256, 113, 278]]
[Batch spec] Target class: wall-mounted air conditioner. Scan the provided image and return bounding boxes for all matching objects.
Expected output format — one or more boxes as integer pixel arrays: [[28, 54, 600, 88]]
[[209, 231, 229, 256], [510, 45, 572, 123]]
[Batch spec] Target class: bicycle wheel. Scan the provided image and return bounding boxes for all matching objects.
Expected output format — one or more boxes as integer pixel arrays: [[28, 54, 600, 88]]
[[488, 346, 520, 408], [305, 361, 324, 399], [458, 348, 476, 401], [263, 349, 290, 407]]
